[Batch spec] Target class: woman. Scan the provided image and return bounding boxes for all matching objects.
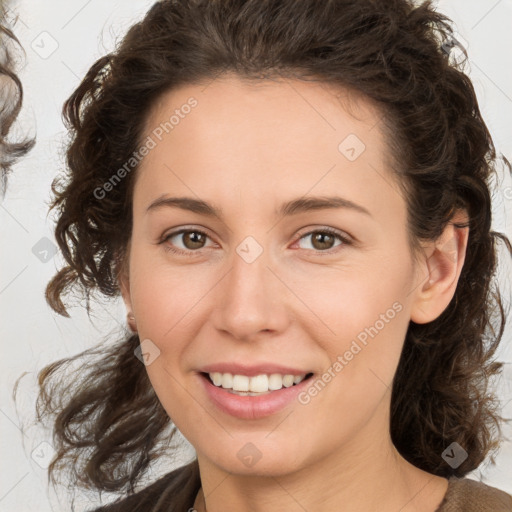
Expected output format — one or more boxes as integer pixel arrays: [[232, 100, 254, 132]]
[[0, 0, 33, 197], [33, 0, 512, 510]]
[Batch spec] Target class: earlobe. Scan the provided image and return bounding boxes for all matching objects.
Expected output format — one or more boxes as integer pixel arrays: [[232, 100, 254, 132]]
[[120, 279, 138, 333], [410, 211, 469, 324], [127, 312, 137, 332]]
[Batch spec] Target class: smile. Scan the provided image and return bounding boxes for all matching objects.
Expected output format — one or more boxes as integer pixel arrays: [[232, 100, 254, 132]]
[[207, 372, 310, 394], [199, 372, 315, 419]]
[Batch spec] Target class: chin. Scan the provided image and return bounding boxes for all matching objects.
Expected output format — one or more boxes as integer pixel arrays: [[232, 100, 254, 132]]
[[200, 439, 310, 478]]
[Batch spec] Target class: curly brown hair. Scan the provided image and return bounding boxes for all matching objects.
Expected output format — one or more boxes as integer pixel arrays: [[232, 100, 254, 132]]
[[0, 1, 34, 194], [25, 0, 511, 504]]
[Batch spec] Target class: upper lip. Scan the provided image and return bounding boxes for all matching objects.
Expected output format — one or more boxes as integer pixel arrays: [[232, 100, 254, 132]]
[[198, 362, 313, 377]]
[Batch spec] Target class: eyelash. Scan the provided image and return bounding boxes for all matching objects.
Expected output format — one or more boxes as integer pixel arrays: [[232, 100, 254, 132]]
[[159, 227, 352, 257]]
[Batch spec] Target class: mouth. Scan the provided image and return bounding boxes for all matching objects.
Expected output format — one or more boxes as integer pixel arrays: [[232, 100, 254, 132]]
[[200, 371, 315, 396], [198, 370, 316, 419]]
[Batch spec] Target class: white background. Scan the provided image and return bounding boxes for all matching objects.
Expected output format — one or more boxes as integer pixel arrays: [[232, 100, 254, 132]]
[[1, 0, 511, 511]]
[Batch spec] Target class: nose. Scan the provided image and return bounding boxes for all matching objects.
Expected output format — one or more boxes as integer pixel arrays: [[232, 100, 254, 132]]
[[211, 245, 290, 342]]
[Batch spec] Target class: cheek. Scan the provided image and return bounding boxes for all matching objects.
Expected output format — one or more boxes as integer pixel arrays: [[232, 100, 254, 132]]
[[291, 254, 413, 388], [128, 247, 204, 334], [300, 281, 409, 428], [290, 256, 411, 340]]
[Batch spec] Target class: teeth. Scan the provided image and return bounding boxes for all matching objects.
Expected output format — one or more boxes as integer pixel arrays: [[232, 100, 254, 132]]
[[208, 372, 308, 393], [211, 372, 223, 386], [268, 373, 283, 390], [220, 373, 233, 389], [282, 374, 294, 387], [249, 374, 268, 392], [233, 374, 250, 392]]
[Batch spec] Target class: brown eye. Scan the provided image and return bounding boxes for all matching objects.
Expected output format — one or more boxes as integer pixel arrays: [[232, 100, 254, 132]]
[[310, 232, 337, 250], [180, 231, 207, 249], [296, 229, 350, 253], [161, 229, 212, 256]]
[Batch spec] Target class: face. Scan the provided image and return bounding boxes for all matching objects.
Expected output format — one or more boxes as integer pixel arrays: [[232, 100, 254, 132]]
[[121, 74, 431, 477]]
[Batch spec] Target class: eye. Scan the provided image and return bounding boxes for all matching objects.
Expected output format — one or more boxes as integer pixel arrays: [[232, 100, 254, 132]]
[[160, 228, 214, 256], [294, 228, 351, 254]]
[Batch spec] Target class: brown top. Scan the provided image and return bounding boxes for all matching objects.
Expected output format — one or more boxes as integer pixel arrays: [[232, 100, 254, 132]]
[[435, 475, 512, 511], [91, 459, 512, 511]]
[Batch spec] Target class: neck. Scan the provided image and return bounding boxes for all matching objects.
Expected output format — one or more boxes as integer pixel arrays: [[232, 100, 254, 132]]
[[193, 428, 448, 512]]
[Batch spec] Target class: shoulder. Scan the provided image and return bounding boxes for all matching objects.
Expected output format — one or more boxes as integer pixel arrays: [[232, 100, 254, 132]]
[[436, 477, 512, 512], [88, 459, 201, 512]]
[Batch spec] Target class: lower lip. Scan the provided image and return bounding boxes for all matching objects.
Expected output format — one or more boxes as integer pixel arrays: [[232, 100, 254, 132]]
[[198, 373, 313, 420]]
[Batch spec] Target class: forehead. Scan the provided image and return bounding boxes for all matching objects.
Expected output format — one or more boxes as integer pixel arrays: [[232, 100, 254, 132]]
[[134, 74, 404, 222], [143, 74, 384, 149]]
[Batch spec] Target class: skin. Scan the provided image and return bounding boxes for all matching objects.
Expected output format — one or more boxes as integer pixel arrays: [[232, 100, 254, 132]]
[[120, 74, 469, 512]]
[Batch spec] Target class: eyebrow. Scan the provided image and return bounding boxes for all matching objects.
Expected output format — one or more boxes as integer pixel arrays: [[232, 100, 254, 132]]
[[146, 195, 372, 218]]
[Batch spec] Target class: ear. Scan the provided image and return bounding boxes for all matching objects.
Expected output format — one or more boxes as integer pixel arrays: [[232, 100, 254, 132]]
[[410, 210, 469, 324]]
